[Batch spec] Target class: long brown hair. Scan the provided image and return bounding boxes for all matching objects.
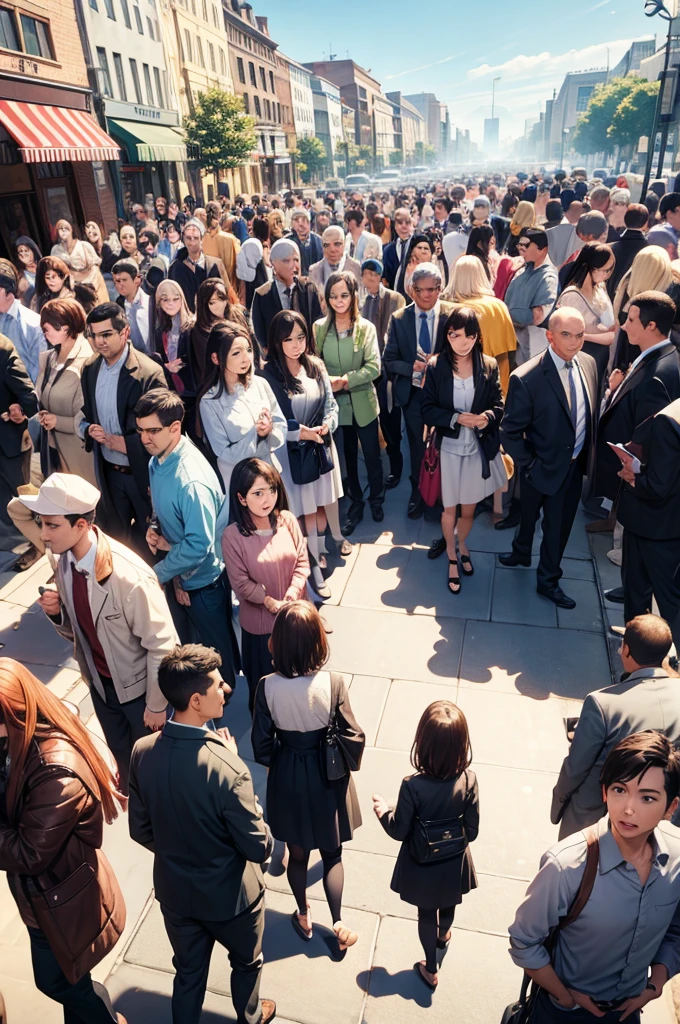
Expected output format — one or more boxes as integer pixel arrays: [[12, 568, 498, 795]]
[[0, 658, 122, 823], [411, 700, 472, 780]]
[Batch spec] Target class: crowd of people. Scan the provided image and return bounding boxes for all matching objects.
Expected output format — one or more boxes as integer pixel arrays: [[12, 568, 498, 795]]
[[2, 168, 680, 1023]]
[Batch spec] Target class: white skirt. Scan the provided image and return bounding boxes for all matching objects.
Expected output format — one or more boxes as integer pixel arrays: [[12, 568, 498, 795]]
[[440, 444, 508, 508], [276, 438, 343, 518]]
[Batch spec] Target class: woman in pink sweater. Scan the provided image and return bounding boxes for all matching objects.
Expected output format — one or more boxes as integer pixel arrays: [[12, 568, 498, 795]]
[[222, 457, 310, 710]]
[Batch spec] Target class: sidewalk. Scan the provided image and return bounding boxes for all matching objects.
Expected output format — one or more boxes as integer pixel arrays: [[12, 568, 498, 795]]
[[0, 492, 674, 1024]]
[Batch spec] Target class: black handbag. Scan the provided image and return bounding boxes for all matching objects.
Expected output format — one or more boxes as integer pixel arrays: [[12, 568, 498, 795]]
[[409, 771, 469, 864], [499, 828, 600, 1024], [321, 672, 364, 782], [287, 402, 335, 486]]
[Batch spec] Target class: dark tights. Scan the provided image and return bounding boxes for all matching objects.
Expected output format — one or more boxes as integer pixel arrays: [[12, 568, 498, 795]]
[[287, 844, 344, 924], [417, 906, 456, 974]]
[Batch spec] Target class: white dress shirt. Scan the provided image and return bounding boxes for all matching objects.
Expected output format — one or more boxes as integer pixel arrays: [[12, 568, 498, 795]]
[[125, 287, 151, 353], [549, 346, 587, 458]]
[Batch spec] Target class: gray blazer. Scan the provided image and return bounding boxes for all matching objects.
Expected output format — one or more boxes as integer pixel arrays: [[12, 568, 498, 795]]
[[551, 667, 680, 839]]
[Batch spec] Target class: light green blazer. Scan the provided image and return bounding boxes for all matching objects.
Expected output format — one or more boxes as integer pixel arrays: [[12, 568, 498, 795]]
[[313, 315, 380, 428]]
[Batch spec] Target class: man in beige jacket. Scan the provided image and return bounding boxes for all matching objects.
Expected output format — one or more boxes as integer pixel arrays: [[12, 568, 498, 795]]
[[26, 473, 178, 794]]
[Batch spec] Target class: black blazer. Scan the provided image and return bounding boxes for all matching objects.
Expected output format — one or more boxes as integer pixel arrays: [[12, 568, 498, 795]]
[[251, 277, 322, 355], [81, 344, 167, 525], [115, 282, 156, 352], [607, 232, 648, 300], [618, 398, 680, 540], [383, 301, 455, 408], [289, 229, 323, 275], [0, 335, 38, 458], [152, 323, 196, 396], [501, 347, 598, 496], [168, 247, 223, 312], [590, 340, 680, 502], [421, 350, 504, 478]]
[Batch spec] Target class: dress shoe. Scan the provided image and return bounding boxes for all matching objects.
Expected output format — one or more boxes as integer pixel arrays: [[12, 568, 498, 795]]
[[585, 516, 616, 534], [342, 503, 364, 537], [498, 551, 531, 567], [371, 504, 384, 522], [537, 585, 576, 609], [494, 508, 521, 530], [610, 624, 625, 637], [260, 999, 277, 1023], [385, 473, 401, 490], [407, 493, 424, 519], [428, 536, 447, 560], [604, 586, 625, 604]]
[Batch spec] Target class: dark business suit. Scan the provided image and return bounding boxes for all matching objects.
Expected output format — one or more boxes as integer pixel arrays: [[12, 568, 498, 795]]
[[501, 347, 598, 589], [362, 286, 406, 479], [129, 721, 274, 1024], [289, 229, 323, 275], [251, 277, 322, 355], [382, 236, 412, 296], [81, 343, 166, 555], [0, 334, 38, 526], [115, 284, 156, 356], [617, 398, 680, 651], [590, 339, 680, 504], [384, 301, 454, 490], [606, 230, 648, 300]]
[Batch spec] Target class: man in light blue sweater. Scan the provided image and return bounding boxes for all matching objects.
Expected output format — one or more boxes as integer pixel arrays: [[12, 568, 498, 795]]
[[134, 389, 240, 685], [504, 228, 558, 365]]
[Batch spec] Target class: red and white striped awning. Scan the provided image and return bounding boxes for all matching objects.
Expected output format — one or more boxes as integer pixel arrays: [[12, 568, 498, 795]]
[[0, 100, 120, 163]]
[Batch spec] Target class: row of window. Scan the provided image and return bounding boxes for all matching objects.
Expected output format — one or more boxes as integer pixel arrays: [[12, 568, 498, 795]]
[[293, 105, 314, 125], [176, 0, 221, 30], [227, 23, 272, 62], [242, 93, 289, 126], [0, 7, 54, 60], [88, 0, 160, 41], [180, 29, 227, 77], [97, 48, 169, 109], [236, 57, 275, 94]]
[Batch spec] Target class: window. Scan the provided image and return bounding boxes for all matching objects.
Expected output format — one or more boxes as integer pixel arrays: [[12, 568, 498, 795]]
[[183, 28, 192, 62], [264, 98, 270, 120], [219, 47, 226, 76], [208, 42, 215, 72], [146, 16, 154, 39], [576, 85, 594, 113], [212, 4, 218, 27], [89, 0, 98, 9], [248, 61, 256, 86], [259, 66, 266, 91], [113, 52, 127, 100], [120, 0, 131, 28], [129, 58, 142, 102], [0, 9, 19, 50], [96, 47, 113, 96], [162, 70, 169, 106], [277, 101, 281, 122], [153, 66, 164, 107], [142, 63, 154, 106], [201, 0, 207, 18], [242, 92, 249, 114], [237, 56, 245, 83], [190, 0, 195, 13], [195, 36, 204, 67], [269, 70, 275, 93], [254, 95, 261, 118], [102, 0, 116, 18], [20, 15, 53, 58], [133, 5, 143, 32]]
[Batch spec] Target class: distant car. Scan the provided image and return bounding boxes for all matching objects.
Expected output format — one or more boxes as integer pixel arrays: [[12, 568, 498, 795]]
[[324, 177, 343, 189], [592, 168, 612, 180], [344, 173, 372, 189], [373, 169, 401, 183]]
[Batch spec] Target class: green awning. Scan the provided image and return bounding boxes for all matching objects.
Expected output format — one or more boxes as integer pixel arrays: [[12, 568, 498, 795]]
[[107, 119, 187, 162]]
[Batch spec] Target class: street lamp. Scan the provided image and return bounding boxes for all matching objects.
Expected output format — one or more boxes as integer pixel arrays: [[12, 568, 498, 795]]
[[641, 0, 678, 194]]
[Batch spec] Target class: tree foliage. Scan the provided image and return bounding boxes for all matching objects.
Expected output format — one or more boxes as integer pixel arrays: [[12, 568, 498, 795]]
[[608, 80, 659, 148], [182, 87, 257, 170], [572, 75, 659, 156], [414, 141, 437, 165], [292, 136, 326, 182]]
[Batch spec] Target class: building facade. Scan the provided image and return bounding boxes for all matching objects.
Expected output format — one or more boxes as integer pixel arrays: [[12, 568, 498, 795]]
[[0, 0, 120, 257], [304, 59, 383, 160], [274, 51, 297, 186], [373, 92, 395, 168], [404, 91, 448, 155], [310, 74, 342, 177], [385, 91, 425, 161], [287, 57, 314, 142]]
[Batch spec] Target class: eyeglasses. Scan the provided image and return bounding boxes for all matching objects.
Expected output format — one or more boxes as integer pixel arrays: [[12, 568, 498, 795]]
[[88, 329, 119, 341], [517, 242, 530, 250], [413, 286, 440, 295], [135, 426, 166, 436]]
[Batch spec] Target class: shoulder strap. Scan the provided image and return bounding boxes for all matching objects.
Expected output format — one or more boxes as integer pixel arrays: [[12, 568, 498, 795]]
[[328, 671, 343, 721], [545, 826, 599, 957]]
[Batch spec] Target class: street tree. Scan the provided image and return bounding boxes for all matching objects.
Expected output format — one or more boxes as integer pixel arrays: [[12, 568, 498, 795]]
[[182, 87, 257, 180], [607, 79, 660, 150], [293, 136, 326, 182], [572, 77, 641, 157]]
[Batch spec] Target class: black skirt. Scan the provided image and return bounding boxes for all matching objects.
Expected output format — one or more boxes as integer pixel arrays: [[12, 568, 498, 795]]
[[390, 843, 477, 910], [266, 727, 362, 851], [241, 628, 273, 710]]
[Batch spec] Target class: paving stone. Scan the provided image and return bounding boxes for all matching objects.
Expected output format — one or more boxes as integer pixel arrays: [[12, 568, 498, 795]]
[[27, 663, 81, 694], [0, 602, 74, 666], [554, 578, 603, 633], [491, 567, 557, 628], [347, 675, 391, 747], [321, 540, 360, 607], [349, 747, 414, 858], [495, 555, 594, 582], [363, 917, 521, 1024], [459, 620, 610, 700], [563, 508, 592, 560], [324, 604, 465, 684], [590, 533, 622, 591], [0, 557, 53, 608], [374, 679, 459, 752]]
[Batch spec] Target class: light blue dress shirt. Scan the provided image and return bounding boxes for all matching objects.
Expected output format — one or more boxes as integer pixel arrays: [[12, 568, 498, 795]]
[[94, 346, 129, 466], [0, 299, 46, 383]]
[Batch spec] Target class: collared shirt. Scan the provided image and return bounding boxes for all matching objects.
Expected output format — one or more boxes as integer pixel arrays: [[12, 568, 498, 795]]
[[66, 530, 98, 605], [628, 337, 671, 375], [170, 718, 208, 731], [125, 287, 151, 354], [416, 300, 440, 353], [394, 236, 412, 291], [509, 816, 680, 1001], [275, 277, 292, 310], [549, 346, 587, 458], [362, 285, 384, 330], [94, 346, 129, 466], [0, 298, 46, 383]]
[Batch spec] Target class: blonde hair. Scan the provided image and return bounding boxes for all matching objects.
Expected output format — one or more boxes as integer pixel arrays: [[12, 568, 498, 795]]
[[155, 278, 195, 333], [613, 247, 673, 321], [267, 210, 285, 240], [445, 255, 493, 301], [510, 200, 537, 233]]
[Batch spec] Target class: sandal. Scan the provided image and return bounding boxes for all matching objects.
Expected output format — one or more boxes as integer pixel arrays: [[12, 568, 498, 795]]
[[338, 538, 353, 557], [447, 559, 461, 594], [460, 553, 474, 576], [291, 906, 313, 941], [413, 961, 438, 991]]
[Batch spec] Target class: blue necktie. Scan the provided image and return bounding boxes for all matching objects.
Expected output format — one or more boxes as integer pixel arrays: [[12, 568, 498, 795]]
[[565, 360, 578, 431], [419, 311, 431, 354]]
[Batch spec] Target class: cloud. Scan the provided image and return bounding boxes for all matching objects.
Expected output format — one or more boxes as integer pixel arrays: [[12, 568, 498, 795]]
[[467, 37, 640, 82], [590, 0, 613, 10], [384, 51, 466, 81]]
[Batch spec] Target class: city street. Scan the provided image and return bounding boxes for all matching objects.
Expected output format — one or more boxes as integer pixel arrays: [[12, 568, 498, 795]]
[[0, 484, 674, 1024]]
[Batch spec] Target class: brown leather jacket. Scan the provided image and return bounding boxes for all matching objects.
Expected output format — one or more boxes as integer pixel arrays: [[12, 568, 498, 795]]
[[0, 733, 106, 929]]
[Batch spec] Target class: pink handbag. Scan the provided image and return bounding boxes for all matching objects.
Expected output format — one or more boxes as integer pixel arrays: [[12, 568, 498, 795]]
[[418, 429, 441, 507]]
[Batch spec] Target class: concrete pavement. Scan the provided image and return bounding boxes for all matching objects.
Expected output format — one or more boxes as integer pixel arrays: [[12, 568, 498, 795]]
[[0, 487, 675, 1024]]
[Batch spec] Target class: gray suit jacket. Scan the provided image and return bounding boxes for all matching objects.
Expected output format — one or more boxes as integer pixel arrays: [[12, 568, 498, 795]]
[[128, 720, 273, 921], [308, 255, 362, 312], [551, 667, 680, 839]]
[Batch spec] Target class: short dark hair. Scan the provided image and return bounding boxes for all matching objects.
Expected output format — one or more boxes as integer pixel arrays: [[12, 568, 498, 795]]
[[411, 700, 472, 780], [521, 228, 548, 250], [625, 203, 650, 230], [40, 298, 86, 339], [158, 644, 222, 712], [269, 600, 329, 677], [139, 229, 159, 247], [546, 199, 564, 222], [251, 217, 270, 243], [660, 192, 680, 218], [63, 509, 96, 528], [624, 614, 672, 666], [112, 259, 140, 279], [434, 197, 453, 213], [344, 209, 363, 228], [601, 731, 680, 809], [135, 389, 184, 426], [229, 457, 288, 536], [630, 290, 676, 336], [86, 302, 128, 332]]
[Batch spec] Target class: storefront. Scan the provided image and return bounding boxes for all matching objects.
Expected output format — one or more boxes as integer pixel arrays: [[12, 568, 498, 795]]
[[0, 75, 119, 260], [256, 128, 292, 194], [103, 99, 189, 217]]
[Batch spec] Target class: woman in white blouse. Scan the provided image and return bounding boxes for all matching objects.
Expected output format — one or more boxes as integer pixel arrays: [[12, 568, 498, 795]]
[[199, 319, 286, 497]]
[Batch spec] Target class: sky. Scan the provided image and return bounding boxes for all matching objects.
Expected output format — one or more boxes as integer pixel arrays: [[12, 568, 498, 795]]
[[253, 0, 659, 143]]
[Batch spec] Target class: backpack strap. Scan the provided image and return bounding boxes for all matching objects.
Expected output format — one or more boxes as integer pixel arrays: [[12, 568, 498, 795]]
[[545, 826, 599, 956]]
